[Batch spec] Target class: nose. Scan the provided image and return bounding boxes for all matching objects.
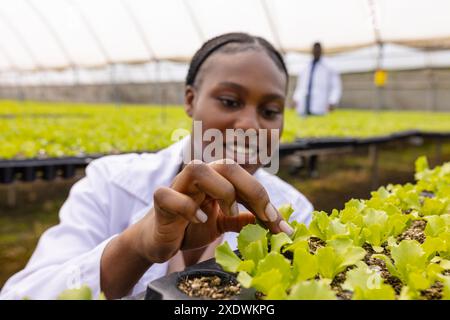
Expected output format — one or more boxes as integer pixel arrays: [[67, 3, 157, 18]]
[[233, 106, 261, 131]]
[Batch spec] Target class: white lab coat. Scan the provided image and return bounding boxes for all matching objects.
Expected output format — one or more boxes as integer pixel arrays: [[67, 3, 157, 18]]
[[293, 58, 342, 116], [0, 136, 313, 300]]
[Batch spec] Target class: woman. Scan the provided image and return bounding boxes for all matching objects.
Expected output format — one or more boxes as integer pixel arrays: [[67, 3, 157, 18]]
[[0, 33, 313, 300]]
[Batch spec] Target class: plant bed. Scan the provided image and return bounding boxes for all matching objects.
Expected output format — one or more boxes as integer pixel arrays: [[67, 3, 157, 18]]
[[143, 156, 450, 300], [212, 156, 450, 300]]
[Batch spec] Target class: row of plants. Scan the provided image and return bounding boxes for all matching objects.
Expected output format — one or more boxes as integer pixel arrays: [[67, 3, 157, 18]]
[[2, 100, 450, 160], [0, 100, 190, 159], [215, 157, 450, 299]]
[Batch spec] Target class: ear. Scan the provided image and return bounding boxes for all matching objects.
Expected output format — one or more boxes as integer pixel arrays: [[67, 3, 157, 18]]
[[184, 85, 195, 118]]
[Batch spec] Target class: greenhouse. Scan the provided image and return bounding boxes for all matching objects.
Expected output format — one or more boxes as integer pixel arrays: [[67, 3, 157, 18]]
[[0, 0, 449, 305]]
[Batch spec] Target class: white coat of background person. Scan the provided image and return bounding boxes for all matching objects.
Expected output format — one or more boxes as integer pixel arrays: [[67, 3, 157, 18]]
[[292, 42, 342, 116]]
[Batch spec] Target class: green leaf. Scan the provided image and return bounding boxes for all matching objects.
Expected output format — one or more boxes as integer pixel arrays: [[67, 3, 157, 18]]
[[361, 209, 393, 247], [288, 280, 336, 300], [237, 260, 256, 275], [270, 232, 293, 253], [265, 284, 288, 300], [237, 271, 253, 288], [398, 286, 419, 300], [373, 246, 384, 253], [391, 240, 427, 270], [256, 252, 292, 288], [292, 223, 310, 241], [315, 247, 341, 279], [372, 254, 402, 280], [426, 263, 444, 283], [97, 292, 106, 300], [415, 156, 429, 175], [340, 203, 364, 226], [293, 248, 318, 282], [278, 203, 294, 221], [363, 208, 388, 226], [327, 238, 355, 255], [242, 240, 266, 265], [388, 214, 411, 236], [215, 242, 242, 273], [309, 211, 348, 241], [342, 262, 395, 300], [283, 238, 309, 253], [352, 286, 396, 300], [424, 215, 450, 237], [308, 211, 330, 240], [439, 259, 450, 269], [251, 269, 284, 295], [407, 271, 430, 291], [441, 276, 450, 300], [316, 242, 366, 280], [237, 224, 268, 257], [57, 285, 93, 300], [421, 198, 448, 216], [342, 262, 377, 291], [386, 240, 428, 284], [421, 236, 446, 260]]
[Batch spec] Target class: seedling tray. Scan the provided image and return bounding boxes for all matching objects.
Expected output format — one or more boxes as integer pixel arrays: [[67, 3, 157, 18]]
[[144, 253, 256, 300]]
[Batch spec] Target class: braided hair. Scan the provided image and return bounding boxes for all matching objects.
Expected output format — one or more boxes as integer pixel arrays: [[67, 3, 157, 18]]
[[186, 32, 288, 88]]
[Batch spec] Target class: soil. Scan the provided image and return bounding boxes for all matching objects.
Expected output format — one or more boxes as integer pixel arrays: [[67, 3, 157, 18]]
[[397, 220, 427, 244], [363, 243, 403, 295], [330, 266, 354, 300], [177, 275, 240, 299], [421, 282, 443, 300], [282, 250, 293, 260], [308, 237, 326, 254]]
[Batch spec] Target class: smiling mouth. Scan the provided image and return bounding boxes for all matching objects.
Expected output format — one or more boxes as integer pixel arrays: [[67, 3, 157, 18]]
[[223, 142, 260, 164]]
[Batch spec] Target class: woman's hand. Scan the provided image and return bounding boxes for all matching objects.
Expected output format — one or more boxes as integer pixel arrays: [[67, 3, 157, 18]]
[[136, 159, 293, 264]]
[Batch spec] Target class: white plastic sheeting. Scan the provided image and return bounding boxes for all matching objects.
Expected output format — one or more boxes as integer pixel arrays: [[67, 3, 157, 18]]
[[3, 44, 450, 86], [1, 0, 450, 72]]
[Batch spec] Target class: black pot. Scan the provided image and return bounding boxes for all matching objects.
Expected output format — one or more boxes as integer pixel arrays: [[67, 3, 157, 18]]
[[144, 256, 256, 300]]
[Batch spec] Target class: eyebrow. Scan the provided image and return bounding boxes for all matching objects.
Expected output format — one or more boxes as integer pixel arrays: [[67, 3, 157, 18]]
[[217, 81, 285, 101]]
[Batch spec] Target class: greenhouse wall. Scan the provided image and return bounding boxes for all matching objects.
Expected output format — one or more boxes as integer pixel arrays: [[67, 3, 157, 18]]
[[340, 68, 450, 111], [0, 68, 450, 111]]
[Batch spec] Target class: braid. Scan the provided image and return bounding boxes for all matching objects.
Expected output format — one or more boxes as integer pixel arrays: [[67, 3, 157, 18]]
[[186, 32, 288, 87]]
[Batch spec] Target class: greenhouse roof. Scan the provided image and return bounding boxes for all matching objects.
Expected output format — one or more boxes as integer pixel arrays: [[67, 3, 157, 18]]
[[1, 0, 450, 72]]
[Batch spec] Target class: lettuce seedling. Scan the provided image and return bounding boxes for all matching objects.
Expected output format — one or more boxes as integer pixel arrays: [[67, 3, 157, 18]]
[[315, 239, 366, 279], [288, 280, 337, 300], [342, 261, 396, 300]]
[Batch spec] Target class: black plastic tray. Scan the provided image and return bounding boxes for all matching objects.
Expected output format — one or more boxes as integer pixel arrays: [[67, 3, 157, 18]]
[[1, 130, 449, 183]]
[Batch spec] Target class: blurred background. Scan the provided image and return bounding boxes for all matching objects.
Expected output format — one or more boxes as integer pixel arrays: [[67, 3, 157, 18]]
[[1, 0, 450, 288]]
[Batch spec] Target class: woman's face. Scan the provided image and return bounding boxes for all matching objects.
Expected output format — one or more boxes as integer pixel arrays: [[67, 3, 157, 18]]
[[185, 49, 287, 174]]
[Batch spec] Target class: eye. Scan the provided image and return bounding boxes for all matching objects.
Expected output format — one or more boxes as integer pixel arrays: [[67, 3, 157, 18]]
[[218, 97, 241, 109], [261, 107, 282, 120]]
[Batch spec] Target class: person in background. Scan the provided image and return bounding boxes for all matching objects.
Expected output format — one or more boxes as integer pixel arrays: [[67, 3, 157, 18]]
[[292, 42, 342, 116], [290, 43, 342, 178]]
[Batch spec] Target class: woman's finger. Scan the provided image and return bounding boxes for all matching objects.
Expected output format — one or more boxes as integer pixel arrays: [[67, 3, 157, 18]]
[[153, 187, 208, 224], [171, 160, 239, 217], [216, 212, 256, 234], [209, 159, 294, 235]]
